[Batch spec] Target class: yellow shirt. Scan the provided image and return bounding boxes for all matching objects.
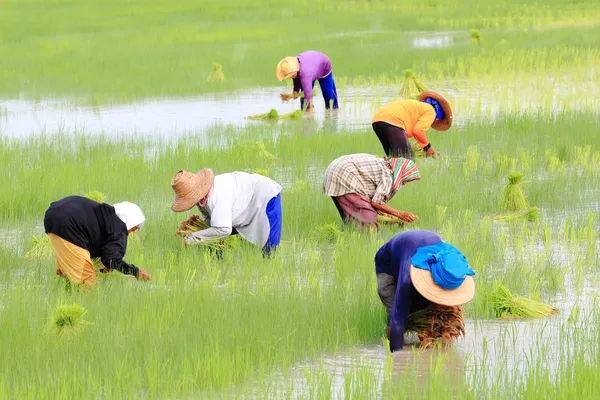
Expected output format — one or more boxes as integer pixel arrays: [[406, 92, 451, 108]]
[[372, 100, 436, 147]]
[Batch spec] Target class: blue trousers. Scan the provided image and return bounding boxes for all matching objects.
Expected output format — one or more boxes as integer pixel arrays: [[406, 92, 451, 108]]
[[263, 193, 282, 256], [300, 72, 339, 110]]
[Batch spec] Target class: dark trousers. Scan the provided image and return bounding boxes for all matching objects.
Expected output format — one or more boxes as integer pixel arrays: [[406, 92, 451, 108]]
[[377, 273, 397, 323], [372, 121, 415, 160]]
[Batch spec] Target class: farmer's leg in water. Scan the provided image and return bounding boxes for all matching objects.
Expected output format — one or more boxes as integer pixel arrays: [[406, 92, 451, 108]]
[[300, 81, 316, 111], [262, 193, 282, 256], [332, 193, 378, 229], [372, 121, 415, 159], [376, 272, 397, 322], [49, 233, 97, 288], [318, 72, 339, 110]]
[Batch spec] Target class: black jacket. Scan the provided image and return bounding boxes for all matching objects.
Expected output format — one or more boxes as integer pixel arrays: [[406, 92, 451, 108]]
[[44, 196, 138, 276]]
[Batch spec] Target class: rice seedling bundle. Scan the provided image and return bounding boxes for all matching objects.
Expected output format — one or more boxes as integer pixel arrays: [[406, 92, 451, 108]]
[[246, 108, 279, 120], [280, 92, 310, 102], [405, 305, 466, 348], [205, 62, 225, 82], [411, 142, 425, 159], [471, 29, 482, 44], [399, 70, 428, 99], [175, 214, 239, 252], [492, 207, 540, 223], [247, 109, 302, 120], [287, 180, 310, 195], [50, 303, 90, 338], [500, 171, 530, 211], [377, 212, 405, 225], [488, 281, 558, 319], [252, 142, 279, 165], [313, 223, 343, 243], [84, 190, 107, 203], [24, 235, 53, 260]]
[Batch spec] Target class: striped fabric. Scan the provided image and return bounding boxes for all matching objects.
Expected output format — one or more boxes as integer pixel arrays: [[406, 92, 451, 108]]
[[386, 157, 421, 191]]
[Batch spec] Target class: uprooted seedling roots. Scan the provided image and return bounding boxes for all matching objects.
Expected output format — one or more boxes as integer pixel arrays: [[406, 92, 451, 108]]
[[406, 305, 466, 348]]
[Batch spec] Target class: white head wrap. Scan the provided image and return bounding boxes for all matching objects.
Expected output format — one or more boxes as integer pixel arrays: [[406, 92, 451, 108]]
[[113, 201, 146, 231]]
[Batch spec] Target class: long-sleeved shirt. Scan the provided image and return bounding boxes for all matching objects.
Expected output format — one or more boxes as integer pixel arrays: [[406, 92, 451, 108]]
[[372, 100, 436, 148], [322, 154, 395, 204], [374, 230, 443, 351], [188, 172, 282, 247], [44, 196, 138, 276], [292, 51, 332, 108]]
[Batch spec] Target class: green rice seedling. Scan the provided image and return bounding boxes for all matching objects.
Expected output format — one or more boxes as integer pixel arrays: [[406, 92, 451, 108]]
[[411, 142, 425, 158], [84, 190, 107, 203], [175, 214, 240, 253], [491, 207, 540, 223], [49, 303, 90, 338], [205, 62, 225, 83], [279, 110, 303, 120], [471, 29, 482, 44], [487, 281, 558, 319], [399, 70, 428, 99], [313, 223, 343, 243], [500, 171, 530, 211], [251, 141, 279, 166], [251, 168, 270, 176], [462, 146, 481, 176], [23, 235, 53, 260], [545, 149, 566, 172], [246, 109, 279, 120]]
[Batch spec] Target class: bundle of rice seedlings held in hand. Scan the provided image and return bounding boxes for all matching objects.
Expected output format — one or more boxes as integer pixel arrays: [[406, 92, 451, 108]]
[[488, 281, 558, 319], [176, 214, 239, 252], [400, 70, 428, 99], [500, 171, 530, 211], [492, 207, 540, 223], [405, 305, 466, 348]]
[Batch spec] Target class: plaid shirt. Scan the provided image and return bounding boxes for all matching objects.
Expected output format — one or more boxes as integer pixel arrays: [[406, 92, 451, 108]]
[[322, 154, 395, 204]]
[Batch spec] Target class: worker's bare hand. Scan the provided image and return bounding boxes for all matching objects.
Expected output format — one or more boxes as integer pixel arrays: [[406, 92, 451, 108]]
[[136, 268, 152, 281], [395, 211, 418, 223]]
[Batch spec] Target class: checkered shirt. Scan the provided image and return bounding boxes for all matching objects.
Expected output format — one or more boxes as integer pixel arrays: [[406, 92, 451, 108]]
[[322, 154, 394, 204]]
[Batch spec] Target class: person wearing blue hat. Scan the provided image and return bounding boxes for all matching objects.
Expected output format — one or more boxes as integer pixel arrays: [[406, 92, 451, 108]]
[[375, 230, 475, 352], [371, 91, 453, 160]]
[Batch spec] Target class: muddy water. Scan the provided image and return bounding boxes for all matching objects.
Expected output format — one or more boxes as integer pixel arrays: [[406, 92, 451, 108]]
[[1, 76, 597, 139], [256, 289, 594, 399]]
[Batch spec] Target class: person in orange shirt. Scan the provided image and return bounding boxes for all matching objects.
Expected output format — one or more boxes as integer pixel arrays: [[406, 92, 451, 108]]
[[372, 91, 453, 160]]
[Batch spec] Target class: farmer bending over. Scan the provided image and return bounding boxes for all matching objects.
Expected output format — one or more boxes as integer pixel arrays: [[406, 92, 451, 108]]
[[372, 91, 453, 159], [276, 50, 339, 112], [376, 230, 475, 352], [322, 154, 420, 229], [170, 169, 283, 255], [44, 196, 152, 288]]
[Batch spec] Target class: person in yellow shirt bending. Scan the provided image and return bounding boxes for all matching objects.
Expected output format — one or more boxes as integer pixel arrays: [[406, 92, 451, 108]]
[[372, 91, 453, 160]]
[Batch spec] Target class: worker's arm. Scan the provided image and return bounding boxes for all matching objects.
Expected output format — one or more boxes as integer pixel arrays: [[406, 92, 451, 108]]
[[411, 108, 436, 148], [185, 194, 233, 244], [101, 233, 151, 280], [299, 76, 314, 110], [371, 202, 418, 223]]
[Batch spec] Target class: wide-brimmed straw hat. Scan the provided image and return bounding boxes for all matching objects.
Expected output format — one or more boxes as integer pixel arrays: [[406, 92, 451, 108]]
[[410, 265, 475, 306], [276, 57, 300, 81], [170, 169, 214, 212], [418, 91, 453, 131]]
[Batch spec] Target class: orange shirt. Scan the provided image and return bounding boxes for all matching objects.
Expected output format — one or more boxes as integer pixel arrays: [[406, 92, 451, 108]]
[[372, 100, 436, 147]]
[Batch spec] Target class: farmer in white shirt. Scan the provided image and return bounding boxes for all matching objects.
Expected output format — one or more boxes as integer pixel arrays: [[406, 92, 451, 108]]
[[170, 169, 283, 255]]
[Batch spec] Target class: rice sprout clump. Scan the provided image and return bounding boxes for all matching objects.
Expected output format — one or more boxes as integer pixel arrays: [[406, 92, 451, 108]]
[[314, 223, 344, 243], [51, 303, 90, 337], [206, 62, 225, 82], [84, 190, 107, 203], [405, 305, 466, 348], [247, 109, 279, 120], [488, 281, 558, 319], [24, 235, 53, 260], [176, 215, 239, 252], [400, 70, 428, 99], [492, 207, 540, 223], [500, 171, 530, 211], [471, 29, 482, 44]]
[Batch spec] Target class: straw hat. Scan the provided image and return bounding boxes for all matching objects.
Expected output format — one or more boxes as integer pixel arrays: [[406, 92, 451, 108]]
[[276, 57, 300, 81], [410, 265, 475, 306], [418, 91, 453, 131], [170, 169, 214, 212]]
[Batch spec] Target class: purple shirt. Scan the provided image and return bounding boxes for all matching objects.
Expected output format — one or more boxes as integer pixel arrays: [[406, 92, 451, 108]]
[[375, 230, 442, 351], [292, 51, 332, 106]]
